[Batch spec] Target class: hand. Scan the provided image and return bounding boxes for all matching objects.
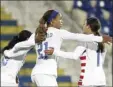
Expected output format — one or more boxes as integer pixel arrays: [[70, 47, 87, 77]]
[[35, 33, 46, 44], [35, 27, 47, 43], [45, 47, 54, 55], [102, 35, 112, 44]]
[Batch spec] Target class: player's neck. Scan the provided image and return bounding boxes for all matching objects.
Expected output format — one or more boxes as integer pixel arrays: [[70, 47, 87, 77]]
[[47, 25, 53, 28]]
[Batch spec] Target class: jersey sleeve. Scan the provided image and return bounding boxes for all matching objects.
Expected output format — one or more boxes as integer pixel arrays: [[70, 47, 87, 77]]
[[53, 46, 86, 60], [60, 30, 103, 42], [4, 49, 29, 58], [3, 34, 35, 58], [13, 33, 35, 52]]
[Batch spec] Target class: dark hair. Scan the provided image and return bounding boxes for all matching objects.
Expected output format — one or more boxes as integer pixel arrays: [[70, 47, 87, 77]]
[[35, 10, 54, 43], [2, 30, 32, 53], [86, 17, 104, 53], [39, 10, 56, 27], [34, 10, 54, 36]]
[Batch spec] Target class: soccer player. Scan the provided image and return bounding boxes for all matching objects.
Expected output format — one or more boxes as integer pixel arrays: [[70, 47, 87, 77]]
[[1, 27, 46, 87], [45, 17, 110, 87], [29, 10, 112, 86]]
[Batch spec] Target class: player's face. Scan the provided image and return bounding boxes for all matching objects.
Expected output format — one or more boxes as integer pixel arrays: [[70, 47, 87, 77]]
[[52, 13, 63, 29]]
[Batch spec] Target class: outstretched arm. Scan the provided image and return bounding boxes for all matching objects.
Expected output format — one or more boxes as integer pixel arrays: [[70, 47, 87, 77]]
[[14, 27, 47, 52], [60, 30, 112, 43], [4, 48, 30, 58], [45, 46, 86, 60], [13, 33, 35, 52]]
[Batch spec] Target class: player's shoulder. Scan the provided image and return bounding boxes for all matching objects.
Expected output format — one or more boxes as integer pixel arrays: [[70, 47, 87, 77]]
[[59, 29, 67, 32], [48, 27, 66, 32], [29, 33, 35, 39], [47, 28, 59, 35], [47, 27, 69, 36], [31, 33, 35, 36]]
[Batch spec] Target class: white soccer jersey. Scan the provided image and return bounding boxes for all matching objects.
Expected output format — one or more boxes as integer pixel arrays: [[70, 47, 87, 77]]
[[31, 27, 103, 76], [53, 34, 106, 86], [1, 33, 35, 83]]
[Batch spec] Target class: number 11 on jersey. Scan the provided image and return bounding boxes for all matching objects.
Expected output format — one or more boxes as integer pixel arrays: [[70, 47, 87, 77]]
[[38, 42, 48, 59]]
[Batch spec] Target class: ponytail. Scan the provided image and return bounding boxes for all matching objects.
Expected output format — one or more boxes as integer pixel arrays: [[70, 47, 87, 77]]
[[2, 36, 19, 53], [39, 17, 46, 25], [35, 17, 47, 43], [39, 17, 47, 30], [86, 17, 104, 53], [35, 17, 47, 36], [2, 30, 32, 53], [35, 10, 59, 42], [95, 32, 104, 53]]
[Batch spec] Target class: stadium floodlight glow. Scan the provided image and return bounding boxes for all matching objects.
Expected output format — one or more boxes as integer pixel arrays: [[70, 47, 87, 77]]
[[77, 1, 82, 7], [100, 1, 105, 7], [104, 26, 109, 34]]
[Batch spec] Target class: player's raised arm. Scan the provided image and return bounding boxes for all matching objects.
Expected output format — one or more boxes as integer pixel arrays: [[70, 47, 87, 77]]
[[60, 29, 112, 43], [45, 46, 86, 60], [13, 26, 47, 52], [3, 34, 35, 57], [13, 33, 35, 51], [4, 48, 28, 58]]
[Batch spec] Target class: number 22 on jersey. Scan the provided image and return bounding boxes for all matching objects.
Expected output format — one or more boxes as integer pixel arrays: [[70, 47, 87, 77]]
[[37, 42, 48, 59]]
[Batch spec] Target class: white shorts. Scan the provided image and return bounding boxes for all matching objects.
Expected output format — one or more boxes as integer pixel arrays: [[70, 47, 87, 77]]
[[31, 74, 58, 87]]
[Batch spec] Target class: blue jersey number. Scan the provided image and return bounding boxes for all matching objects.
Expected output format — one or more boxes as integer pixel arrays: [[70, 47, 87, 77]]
[[97, 52, 100, 67], [38, 42, 48, 59]]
